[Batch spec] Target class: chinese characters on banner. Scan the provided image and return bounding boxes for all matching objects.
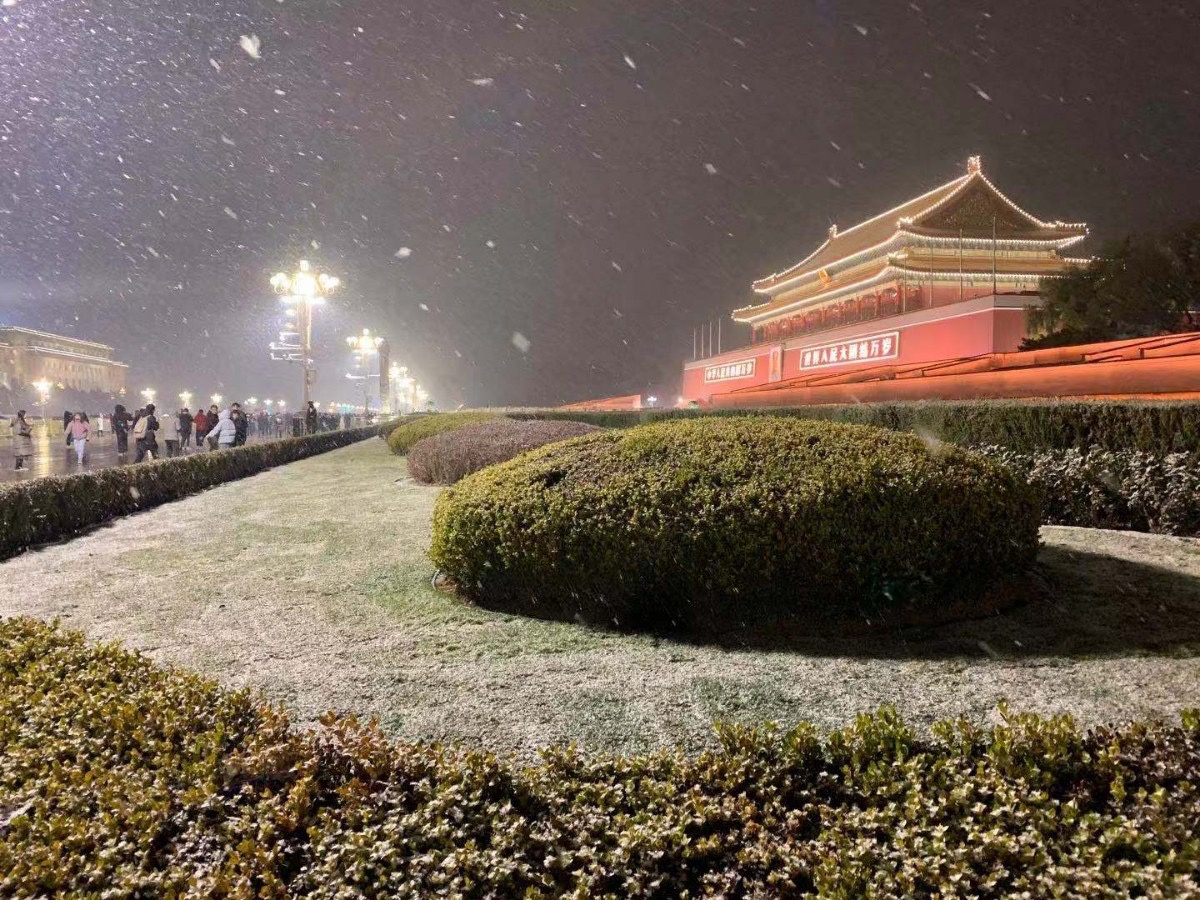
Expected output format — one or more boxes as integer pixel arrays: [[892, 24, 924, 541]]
[[704, 359, 756, 383], [800, 331, 900, 370]]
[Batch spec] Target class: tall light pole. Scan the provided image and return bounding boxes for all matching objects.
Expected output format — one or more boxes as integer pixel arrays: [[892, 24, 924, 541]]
[[32, 379, 52, 432], [179, 390, 193, 410], [346, 328, 384, 416], [272, 259, 340, 432], [141, 388, 156, 407]]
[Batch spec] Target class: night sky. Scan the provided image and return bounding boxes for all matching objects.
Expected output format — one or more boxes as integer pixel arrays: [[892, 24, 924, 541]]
[[2, 0, 1199, 408]]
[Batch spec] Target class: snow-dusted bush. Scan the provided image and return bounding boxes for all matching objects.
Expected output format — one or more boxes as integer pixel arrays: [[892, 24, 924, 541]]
[[5, 617, 1199, 898], [976, 446, 1200, 535], [407, 418, 601, 485], [431, 416, 1041, 633]]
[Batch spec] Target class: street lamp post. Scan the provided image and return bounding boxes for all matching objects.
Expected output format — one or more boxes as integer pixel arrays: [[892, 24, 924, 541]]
[[346, 328, 384, 418], [179, 390, 193, 410], [272, 260, 340, 433], [141, 388, 156, 408], [211, 394, 223, 407], [32, 379, 52, 434]]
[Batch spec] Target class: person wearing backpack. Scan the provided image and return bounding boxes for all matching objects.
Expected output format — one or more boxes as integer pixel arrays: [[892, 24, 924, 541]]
[[132, 403, 159, 462]]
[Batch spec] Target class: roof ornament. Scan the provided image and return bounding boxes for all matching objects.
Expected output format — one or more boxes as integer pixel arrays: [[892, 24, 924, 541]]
[[967, 155, 982, 175], [828, 224, 838, 239]]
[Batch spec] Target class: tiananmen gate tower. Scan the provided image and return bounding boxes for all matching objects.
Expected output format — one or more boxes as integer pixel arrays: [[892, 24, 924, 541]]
[[681, 157, 1185, 408]]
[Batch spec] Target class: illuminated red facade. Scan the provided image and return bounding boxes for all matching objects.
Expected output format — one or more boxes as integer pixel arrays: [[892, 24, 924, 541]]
[[682, 156, 1089, 403]]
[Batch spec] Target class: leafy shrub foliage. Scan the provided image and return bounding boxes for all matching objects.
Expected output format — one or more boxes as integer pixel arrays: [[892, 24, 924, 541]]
[[408, 418, 602, 485], [386, 411, 502, 455], [977, 446, 1200, 536], [508, 399, 1200, 454], [0, 425, 383, 561], [2, 618, 1198, 898], [431, 416, 1041, 632]]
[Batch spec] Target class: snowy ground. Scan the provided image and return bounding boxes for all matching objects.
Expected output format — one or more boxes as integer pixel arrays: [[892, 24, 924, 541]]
[[1, 438, 1198, 758]]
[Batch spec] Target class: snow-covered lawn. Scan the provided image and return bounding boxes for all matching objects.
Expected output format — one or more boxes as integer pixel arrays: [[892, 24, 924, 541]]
[[1, 438, 1198, 757]]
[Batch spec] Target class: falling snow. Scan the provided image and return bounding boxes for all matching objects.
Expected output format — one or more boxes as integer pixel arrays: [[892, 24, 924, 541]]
[[511, 332, 531, 353], [0, 0, 1192, 409], [239, 34, 262, 60]]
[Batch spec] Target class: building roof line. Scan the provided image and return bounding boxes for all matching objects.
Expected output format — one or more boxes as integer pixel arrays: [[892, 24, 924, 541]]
[[0, 324, 114, 351], [751, 173, 971, 291], [735, 263, 1067, 324]]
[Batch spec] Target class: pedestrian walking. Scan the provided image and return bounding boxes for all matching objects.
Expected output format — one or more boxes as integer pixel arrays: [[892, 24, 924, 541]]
[[179, 407, 193, 449], [206, 408, 236, 449], [160, 409, 181, 457], [132, 403, 159, 462], [65, 413, 90, 465], [230, 402, 248, 447], [193, 408, 208, 447], [113, 404, 132, 455], [11, 410, 34, 471], [305, 401, 318, 435], [96, 414, 106, 438]]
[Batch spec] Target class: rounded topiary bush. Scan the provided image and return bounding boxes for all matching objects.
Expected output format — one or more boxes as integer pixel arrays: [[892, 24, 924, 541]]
[[408, 418, 602, 485], [430, 416, 1041, 632], [387, 412, 501, 455]]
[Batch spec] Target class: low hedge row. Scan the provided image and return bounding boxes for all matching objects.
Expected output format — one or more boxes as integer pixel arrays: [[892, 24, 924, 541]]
[[386, 411, 501, 455], [508, 399, 1200, 454], [2, 617, 1198, 898], [976, 446, 1200, 536], [408, 418, 602, 485], [431, 416, 1041, 632], [0, 424, 385, 561]]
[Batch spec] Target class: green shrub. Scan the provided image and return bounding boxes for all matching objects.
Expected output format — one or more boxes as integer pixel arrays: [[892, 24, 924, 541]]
[[407, 418, 602, 485], [430, 416, 1041, 632], [2, 618, 1198, 898], [976, 446, 1200, 536], [0, 425, 381, 561], [386, 412, 501, 455], [508, 399, 1200, 453]]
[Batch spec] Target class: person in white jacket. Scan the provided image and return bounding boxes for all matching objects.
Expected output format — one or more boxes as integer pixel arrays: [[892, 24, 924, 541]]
[[206, 409, 237, 449]]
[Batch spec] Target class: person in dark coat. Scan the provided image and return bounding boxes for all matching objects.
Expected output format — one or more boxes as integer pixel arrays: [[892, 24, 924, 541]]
[[230, 402, 248, 447], [178, 407, 193, 449], [132, 403, 159, 462], [305, 402, 319, 434], [112, 404, 133, 455]]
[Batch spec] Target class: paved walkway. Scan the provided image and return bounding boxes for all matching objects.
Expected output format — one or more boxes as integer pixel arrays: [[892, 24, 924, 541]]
[[1, 438, 1199, 757]]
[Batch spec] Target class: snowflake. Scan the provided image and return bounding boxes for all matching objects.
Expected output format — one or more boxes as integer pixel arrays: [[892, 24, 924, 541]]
[[239, 34, 262, 60]]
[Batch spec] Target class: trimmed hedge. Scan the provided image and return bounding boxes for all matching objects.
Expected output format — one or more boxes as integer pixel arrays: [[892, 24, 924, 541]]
[[977, 446, 1200, 536], [508, 399, 1200, 454], [386, 411, 501, 455], [408, 418, 602, 485], [430, 417, 1041, 632], [2, 617, 1198, 898], [0, 425, 385, 561]]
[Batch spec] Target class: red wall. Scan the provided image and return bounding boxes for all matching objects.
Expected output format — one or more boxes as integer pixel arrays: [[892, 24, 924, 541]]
[[683, 303, 1028, 404]]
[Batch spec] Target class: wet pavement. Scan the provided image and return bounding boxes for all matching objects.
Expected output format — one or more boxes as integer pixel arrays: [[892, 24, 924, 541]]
[[0, 424, 280, 484]]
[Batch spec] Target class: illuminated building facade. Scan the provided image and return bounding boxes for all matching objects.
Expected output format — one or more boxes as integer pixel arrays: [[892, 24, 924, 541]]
[[0, 326, 128, 395], [682, 156, 1089, 403]]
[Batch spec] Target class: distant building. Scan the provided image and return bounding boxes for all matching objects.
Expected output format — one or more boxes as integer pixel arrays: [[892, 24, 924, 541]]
[[0, 326, 128, 395], [683, 156, 1090, 403]]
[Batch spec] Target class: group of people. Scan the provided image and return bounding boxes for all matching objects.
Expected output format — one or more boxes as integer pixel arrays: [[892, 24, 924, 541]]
[[10, 400, 265, 471], [109, 402, 251, 462], [10, 400, 345, 472]]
